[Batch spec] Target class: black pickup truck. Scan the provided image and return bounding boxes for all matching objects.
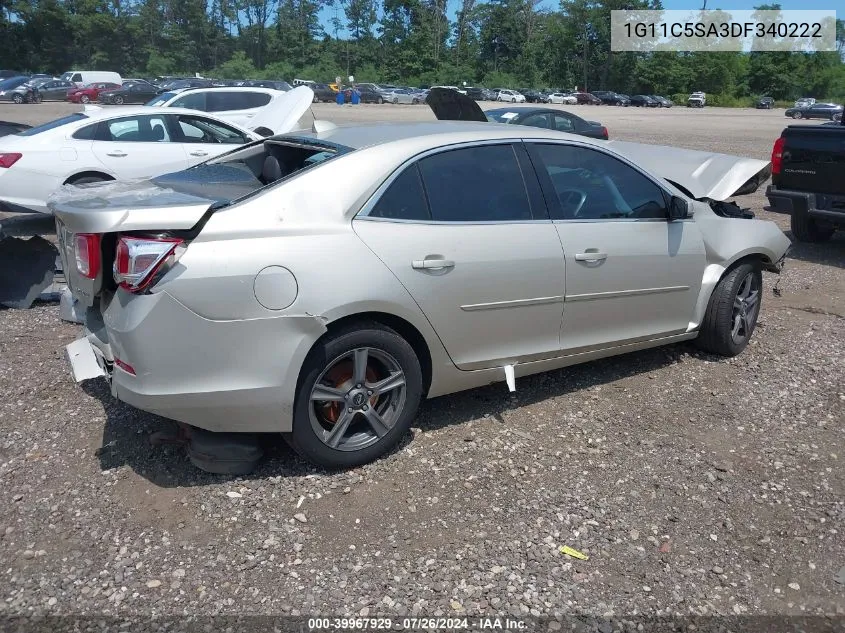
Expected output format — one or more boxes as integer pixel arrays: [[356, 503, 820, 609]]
[[766, 119, 845, 242]]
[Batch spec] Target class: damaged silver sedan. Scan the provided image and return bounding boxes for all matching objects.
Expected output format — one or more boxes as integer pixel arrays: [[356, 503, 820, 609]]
[[54, 121, 790, 469]]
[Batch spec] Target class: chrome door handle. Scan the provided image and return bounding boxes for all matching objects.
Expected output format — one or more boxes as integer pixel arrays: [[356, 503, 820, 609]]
[[412, 259, 455, 270], [189, 150, 209, 157], [575, 252, 607, 262], [106, 151, 127, 157]]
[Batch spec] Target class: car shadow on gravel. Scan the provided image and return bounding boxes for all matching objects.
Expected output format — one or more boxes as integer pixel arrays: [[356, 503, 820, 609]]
[[412, 343, 691, 435], [81, 341, 712, 487], [81, 378, 317, 488], [781, 233, 845, 269]]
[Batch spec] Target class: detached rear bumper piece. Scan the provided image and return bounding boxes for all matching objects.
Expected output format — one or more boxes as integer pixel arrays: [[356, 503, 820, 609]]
[[766, 185, 845, 226]]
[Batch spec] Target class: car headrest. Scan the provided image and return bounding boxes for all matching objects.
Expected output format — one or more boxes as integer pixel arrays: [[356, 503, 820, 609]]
[[262, 156, 283, 183]]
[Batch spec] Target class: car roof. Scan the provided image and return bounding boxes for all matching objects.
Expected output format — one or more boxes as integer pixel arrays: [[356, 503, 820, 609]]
[[73, 105, 253, 125], [167, 86, 282, 95], [289, 120, 600, 151]]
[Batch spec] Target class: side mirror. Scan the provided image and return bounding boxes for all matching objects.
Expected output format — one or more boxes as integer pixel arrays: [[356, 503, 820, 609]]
[[668, 196, 689, 221]]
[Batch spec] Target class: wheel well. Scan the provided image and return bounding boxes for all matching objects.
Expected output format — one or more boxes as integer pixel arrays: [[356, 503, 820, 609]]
[[322, 312, 433, 396], [727, 252, 777, 274], [64, 171, 114, 185]]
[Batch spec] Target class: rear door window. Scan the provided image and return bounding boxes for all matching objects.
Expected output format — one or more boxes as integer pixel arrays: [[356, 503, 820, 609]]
[[207, 92, 251, 112], [170, 92, 207, 110], [102, 115, 172, 142], [244, 92, 272, 108], [417, 145, 534, 222], [368, 165, 431, 221]]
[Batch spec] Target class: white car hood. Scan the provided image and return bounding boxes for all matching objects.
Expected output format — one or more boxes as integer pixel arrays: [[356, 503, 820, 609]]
[[247, 85, 314, 135], [606, 140, 771, 201]]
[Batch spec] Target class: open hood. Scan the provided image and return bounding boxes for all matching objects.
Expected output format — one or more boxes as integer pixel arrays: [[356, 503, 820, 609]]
[[607, 141, 771, 200], [426, 87, 487, 122], [246, 85, 314, 136], [48, 180, 214, 234]]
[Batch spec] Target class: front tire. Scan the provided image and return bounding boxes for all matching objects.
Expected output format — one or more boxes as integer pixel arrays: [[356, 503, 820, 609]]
[[792, 111, 802, 119], [695, 262, 762, 357], [377, 96, 383, 104], [80, 94, 90, 104], [113, 95, 124, 105], [790, 209, 835, 242], [12, 94, 23, 104], [289, 324, 423, 469]]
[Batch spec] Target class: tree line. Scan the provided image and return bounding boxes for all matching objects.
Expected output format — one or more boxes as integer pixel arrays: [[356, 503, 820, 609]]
[[2, 0, 844, 102]]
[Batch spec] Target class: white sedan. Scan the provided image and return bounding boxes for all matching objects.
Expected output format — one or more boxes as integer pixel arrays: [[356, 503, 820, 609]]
[[383, 89, 423, 105], [496, 89, 526, 103], [0, 88, 312, 214], [547, 92, 577, 105]]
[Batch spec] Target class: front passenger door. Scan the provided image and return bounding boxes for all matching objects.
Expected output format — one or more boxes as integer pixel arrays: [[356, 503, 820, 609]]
[[354, 143, 566, 370], [527, 142, 706, 353]]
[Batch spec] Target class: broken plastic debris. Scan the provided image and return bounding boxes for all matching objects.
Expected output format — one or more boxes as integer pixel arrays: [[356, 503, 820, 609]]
[[559, 545, 589, 560], [226, 491, 243, 498]]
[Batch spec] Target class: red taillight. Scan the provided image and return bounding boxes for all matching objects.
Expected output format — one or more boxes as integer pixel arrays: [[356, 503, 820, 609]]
[[74, 233, 101, 279], [0, 153, 21, 168], [600, 127, 609, 140], [114, 235, 184, 293], [771, 136, 785, 175], [113, 357, 136, 375]]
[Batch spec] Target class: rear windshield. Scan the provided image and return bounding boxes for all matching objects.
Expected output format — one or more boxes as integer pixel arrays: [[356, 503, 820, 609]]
[[0, 77, 29, 89], [146, 92, 177, 106], [150, 137, 351, 207], [485, 109, 520, 123], [17, 113, 88, 136]]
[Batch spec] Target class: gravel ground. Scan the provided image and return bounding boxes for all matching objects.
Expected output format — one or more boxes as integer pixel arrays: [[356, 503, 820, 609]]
[[0, 101, 843, 628]]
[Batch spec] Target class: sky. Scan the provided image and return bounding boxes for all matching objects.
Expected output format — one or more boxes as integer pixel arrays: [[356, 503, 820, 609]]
[[318, 0, 839, 40]]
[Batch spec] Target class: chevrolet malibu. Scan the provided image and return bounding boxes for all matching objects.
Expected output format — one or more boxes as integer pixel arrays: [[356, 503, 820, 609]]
[[54, 122, 790, 469]]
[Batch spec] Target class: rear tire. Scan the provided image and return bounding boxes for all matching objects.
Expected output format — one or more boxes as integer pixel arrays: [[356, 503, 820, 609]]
[[792, 111, 802, 119], [695, 262, 762, 357], [288, 323, 423, 469], [377, 97, 383, 104], [80, 94, 90, 104], [12, 94, 23, 104], [790, 209, 835, 242], [114, 96, 124, 105]]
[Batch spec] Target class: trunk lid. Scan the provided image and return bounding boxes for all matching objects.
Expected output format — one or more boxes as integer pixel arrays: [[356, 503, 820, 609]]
[[606, 140, 771, 200], [774, 125, 845, 195], [426, 87, 487, 122], [246, 85, 315, 135], [50, 180, 215, 308]]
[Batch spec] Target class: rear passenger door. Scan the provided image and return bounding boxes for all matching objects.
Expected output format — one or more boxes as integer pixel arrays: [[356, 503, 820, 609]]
[[90, 114, 189, 178], [354, 143, 566, 370]]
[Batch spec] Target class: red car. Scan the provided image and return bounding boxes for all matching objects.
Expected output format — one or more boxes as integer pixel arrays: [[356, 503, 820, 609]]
[[572, 92, 602, 105], [66, 82, 120, 104]]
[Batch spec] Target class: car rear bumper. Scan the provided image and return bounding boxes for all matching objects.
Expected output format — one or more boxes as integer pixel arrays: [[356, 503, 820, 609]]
[[65, 289, 325, 433], [766, 185, 845, 225]]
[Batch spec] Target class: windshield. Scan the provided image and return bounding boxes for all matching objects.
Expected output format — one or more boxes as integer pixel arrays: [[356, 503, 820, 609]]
[[146, 92, 177, 106], [17, 113, 88, 136]]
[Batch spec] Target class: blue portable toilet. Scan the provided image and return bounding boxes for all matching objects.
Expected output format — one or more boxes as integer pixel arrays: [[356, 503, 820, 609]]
[[351, 88, 360, 105], [335, 89, 344, 106]]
